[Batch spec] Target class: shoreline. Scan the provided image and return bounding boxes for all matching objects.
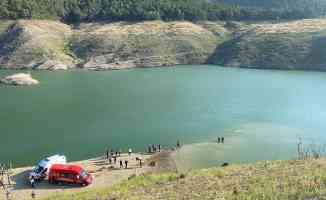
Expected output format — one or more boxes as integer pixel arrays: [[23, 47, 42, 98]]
[[1, 64, 326, 73], [0, 150, 176, 200]]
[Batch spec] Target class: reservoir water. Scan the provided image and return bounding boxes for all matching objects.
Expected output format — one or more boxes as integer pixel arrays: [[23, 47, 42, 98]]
[[1, 65, 326, 169]]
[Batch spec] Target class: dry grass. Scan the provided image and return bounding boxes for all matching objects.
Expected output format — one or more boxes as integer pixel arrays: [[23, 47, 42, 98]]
[[71, 21, 220, 69], [254, 19, 326, 34], [79, 21, 214, 36], [40, 159, 326, 200], [0, 20, 75, 69]]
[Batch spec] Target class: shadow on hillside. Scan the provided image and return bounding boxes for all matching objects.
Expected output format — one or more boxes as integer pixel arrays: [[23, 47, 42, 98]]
[[206, 35, 242, 66], [304, 35, 326, 70]]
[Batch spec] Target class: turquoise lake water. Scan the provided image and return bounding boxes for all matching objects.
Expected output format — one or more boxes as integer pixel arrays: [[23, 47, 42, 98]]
[[1, 65, 326, 168]]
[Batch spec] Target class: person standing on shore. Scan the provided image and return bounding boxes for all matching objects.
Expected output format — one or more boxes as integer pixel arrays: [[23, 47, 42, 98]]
[[30, 177, 35, 188], [0, 180, 4, 190], [6, 190, 11, 200], [125, 160, 129, 169], [221, 137, 224, 143], [138, 157, 143, 168], [120, 160, 123, 168], [158, 144, 161, 152], [106, 149, 110, 160], [177, 140, 181, 148], [148, 145, 152, 153], [113, 155, 117, 164]]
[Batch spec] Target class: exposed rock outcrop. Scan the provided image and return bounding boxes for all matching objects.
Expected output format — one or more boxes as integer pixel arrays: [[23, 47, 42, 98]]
[[0, 73, 39, 86]]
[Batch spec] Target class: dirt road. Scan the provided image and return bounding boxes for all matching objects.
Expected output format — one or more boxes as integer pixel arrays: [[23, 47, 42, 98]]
[[0, 152, 159, 200]]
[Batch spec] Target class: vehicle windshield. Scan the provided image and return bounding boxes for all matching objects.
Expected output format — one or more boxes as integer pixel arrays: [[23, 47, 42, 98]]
[[81, 170, 89, 178], [34, 166, 44, 174]]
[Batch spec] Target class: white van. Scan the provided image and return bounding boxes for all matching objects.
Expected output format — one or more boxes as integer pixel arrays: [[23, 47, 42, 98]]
[[29, 154, 67, 181]]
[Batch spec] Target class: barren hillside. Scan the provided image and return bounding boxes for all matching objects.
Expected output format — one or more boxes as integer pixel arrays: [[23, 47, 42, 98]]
[[210, 19, 326, 70], [1, 19, 326, 71]]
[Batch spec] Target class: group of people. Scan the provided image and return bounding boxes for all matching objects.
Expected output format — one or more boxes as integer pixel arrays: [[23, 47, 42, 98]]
[[106, 149, 122, 164], [105, 141, 183, 170], [147, 144, 162, 153], [105, 148, 139, 169], [217, 137, 225, 144]]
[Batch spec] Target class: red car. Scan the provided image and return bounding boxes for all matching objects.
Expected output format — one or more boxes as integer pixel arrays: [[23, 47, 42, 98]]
[[48, 164, 92, 186]]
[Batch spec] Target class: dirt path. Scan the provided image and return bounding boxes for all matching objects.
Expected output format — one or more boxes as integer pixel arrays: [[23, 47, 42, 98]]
[[0, 152, 171, 200]]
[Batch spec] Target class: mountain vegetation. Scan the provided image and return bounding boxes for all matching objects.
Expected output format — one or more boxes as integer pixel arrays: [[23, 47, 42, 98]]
[[213, 0, 326, 18], [0, 0, 321, 24]]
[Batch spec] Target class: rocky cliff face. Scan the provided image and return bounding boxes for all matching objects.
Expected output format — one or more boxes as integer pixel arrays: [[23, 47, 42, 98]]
[[1, 19, 326, 71]]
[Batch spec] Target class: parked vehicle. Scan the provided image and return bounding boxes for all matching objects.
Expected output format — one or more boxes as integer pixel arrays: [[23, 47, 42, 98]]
[[48, 164, 92, 186], [29, 154, 67, 181]]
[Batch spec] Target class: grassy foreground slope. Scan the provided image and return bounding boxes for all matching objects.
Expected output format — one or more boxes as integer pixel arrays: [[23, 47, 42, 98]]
[[42, 159, 326, 200]]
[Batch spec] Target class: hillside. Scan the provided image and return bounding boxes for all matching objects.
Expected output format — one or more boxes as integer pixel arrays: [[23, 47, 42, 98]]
[[40, 159, 326, 200], [0, 20, 74, 70], [210, 19, 326, 70], [0, 20, 230, 70], [72, 21, 225, 70], [1, 19, 326, 71]]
